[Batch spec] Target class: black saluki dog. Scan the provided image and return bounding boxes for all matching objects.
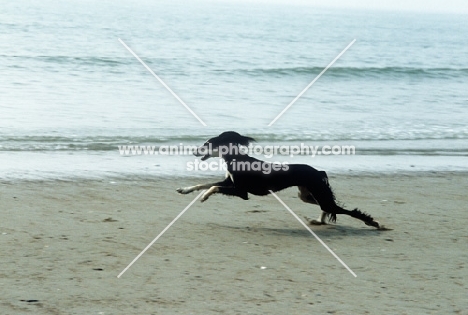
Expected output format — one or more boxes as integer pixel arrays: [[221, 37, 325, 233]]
[[177, 131, 381, 229]]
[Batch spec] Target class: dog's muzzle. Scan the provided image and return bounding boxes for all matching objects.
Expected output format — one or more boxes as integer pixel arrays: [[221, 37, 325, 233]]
[[193, 144, 211, 161]]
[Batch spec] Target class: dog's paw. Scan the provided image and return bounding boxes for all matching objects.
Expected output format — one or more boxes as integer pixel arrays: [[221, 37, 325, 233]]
[[176, 187, 193, 194], [305, 216, 326, 225], [200, 193, 210, 203], [200, 187, 218, 202]]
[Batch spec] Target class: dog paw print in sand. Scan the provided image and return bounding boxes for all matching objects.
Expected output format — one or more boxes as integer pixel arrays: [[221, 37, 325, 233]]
[[246, 205, 268, 213], [102, 217, 118, 222]]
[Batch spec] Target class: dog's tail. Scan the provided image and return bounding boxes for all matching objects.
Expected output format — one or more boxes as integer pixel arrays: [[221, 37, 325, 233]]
[[310, 173, 377, 225]]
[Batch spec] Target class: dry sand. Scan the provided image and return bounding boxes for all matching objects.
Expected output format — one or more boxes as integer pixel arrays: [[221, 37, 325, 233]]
[[1, 173, 467, 314]]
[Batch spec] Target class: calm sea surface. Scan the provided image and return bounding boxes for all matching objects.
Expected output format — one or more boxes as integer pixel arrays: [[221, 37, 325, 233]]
[[1, 0, 467, 180]]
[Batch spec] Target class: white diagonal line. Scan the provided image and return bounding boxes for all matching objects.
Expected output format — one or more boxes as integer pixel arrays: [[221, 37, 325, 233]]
[[269, 190, 357, 277], [118, 38, 207, 126], [117, 190, 205, 278], [268, 39, 356, 126]]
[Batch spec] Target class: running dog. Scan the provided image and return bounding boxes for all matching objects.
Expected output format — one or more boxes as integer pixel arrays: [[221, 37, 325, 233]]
[[177, 131, 381, 229]]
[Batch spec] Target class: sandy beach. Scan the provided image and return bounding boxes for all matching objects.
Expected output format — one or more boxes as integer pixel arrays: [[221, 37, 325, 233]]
[[1, 173, 467, 314]]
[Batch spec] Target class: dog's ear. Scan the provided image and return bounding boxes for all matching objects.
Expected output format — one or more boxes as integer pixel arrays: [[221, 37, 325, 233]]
[[238, 135, 255, 146], [216, 131, 255, 146]]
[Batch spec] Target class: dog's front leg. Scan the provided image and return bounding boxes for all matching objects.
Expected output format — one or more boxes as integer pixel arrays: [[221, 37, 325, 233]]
[[219, 187, 248, 200], [201, 186, 248, 202], [177, 177, 233, 195], [177, 183, 214, 194], [201, 186, 220, 202]]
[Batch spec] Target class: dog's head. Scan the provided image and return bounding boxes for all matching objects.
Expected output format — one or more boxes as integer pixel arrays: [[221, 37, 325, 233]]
[[194, 131, 255, 161]]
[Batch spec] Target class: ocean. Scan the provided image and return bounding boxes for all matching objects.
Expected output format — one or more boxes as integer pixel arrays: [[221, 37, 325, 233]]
[[1, 0, 467, 180]]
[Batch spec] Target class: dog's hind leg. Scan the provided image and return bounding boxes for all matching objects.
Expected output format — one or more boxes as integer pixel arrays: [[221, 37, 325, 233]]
[[298, 186, 328, 225], [298, 186, 318, 204], [305, 180, 381, 228]]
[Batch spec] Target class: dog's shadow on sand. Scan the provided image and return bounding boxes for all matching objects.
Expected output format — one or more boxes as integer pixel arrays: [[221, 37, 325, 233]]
[[206, 223, 388, 238]]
